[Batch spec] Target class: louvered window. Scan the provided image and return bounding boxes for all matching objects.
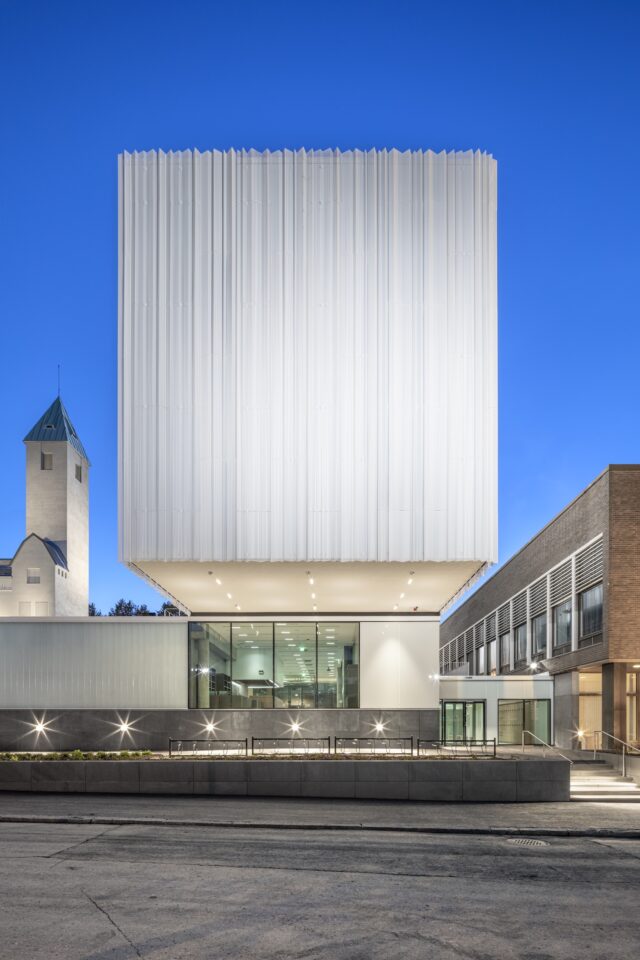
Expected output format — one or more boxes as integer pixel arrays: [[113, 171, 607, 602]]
[[575, 538, 603, 593], [474, 623, 484, 649], [498, 602, 510, 635], [465, 629, 474, 655], [456, 635, 465, 663], [485, 613, 496, 641], [529, 577, 547, 618], [550, 559, 572, 605], [512, 590, 527, 626]]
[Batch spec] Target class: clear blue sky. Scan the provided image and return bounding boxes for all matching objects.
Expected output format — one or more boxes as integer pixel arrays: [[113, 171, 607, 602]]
[[1, 0, 638, 614]]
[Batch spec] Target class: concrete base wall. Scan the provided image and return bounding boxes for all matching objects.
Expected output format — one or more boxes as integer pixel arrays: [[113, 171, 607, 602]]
[[0, 708, 440, 753], [0, 758, 570, 802]]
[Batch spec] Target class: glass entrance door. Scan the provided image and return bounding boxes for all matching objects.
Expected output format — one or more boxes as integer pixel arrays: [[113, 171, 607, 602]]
[[441, 701, 486, 741]]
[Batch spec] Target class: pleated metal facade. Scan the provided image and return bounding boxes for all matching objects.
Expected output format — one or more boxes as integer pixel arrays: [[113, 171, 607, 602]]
[[118, 148, 497, 564]]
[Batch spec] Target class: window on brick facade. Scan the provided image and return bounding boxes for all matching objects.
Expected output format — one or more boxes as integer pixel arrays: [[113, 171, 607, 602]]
[[579, 583, 603, 647]]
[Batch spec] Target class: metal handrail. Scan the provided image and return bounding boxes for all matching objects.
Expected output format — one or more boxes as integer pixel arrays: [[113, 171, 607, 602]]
[[521, 731, 573, 764], [592, 730, 640, 778]]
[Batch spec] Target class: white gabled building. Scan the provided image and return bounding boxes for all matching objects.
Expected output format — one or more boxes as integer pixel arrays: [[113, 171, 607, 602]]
[[0, 397, 90, 617]]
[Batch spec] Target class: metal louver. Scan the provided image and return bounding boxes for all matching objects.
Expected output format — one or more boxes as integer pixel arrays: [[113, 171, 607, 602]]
[[474, 623, 484, 649], [575, 538, 603, 593], [485, 612, 496, 641], [529, 577, 547, 618], [465, 629, 474, 654], [512, 590, 527, 626], [550, 559, 572, 605], [498, 602, 510, 635]]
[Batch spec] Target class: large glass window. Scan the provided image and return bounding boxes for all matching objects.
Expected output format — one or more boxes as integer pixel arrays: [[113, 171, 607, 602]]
[[498, 699, 551, 745], [487, 639, 497, 676], [499, 632, 510, 672], [531, 613, 547, 660], [188, 621, 360, 709], [579, 583, 603, 646], [232, 623, 275, 707], [317, 623, 359, 708], [513, 623, 527, 667], [553, 600, 572, 654], [441, 701, 485, 741], [189, 622, 232, 708], [475, 644, 485, 675], [274, 623, 316, 708]]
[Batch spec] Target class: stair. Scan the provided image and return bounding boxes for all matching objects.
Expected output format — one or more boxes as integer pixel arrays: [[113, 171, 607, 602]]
[[570, 760, 640, 803]]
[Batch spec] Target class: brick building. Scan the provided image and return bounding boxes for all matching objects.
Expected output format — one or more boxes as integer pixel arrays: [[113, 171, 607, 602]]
[[439, 466, 640, 749]]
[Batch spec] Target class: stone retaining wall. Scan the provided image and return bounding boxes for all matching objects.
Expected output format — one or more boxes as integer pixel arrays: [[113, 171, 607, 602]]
[[0, 708, 439, 753], [0, 759, 570, 802]]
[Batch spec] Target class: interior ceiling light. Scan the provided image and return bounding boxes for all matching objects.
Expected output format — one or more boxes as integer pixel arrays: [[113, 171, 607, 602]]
[[313, 605, 317, 611], [311, 593, 316, 599], [393, 604, 398, 611], [215, 578, 222, 585], [633, 664, 640, 669], [407, 578, 413, 585], [226, 592, 232, 600], [400, 593, 405, 599]]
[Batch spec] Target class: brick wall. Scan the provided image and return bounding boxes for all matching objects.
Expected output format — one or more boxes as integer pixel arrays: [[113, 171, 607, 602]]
[[608, 466, 640, 661]]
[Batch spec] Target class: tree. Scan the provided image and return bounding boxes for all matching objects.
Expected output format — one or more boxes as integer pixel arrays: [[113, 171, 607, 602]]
[[88, 602, 101, 617], [108, 599, 137, 617], [135, 604, 156, 616]]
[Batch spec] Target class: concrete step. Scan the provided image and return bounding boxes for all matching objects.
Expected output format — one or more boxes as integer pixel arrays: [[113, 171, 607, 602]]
[[571, 794, 640, 803], [569, 763, 640, 802]]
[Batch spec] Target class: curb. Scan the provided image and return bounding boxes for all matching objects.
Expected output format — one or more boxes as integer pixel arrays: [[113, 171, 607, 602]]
[[1, 814, 639, 839]]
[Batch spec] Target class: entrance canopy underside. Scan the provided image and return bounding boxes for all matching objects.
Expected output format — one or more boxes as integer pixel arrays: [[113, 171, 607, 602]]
[[131, 560, 486, 615]]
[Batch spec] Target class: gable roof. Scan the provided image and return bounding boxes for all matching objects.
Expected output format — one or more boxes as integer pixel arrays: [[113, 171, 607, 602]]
[[24, 397, 90, 463], [2, 534, 68, 573]]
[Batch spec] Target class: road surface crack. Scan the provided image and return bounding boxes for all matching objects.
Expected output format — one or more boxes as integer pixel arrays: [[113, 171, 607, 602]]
[[83, 891, 141, 958]]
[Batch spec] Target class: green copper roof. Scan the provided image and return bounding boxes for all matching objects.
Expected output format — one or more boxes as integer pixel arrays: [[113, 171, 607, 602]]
[[24, 397, 90, 463]]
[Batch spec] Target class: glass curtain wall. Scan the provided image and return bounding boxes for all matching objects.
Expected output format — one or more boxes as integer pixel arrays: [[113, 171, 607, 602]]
[[189, 622, 360, 708]]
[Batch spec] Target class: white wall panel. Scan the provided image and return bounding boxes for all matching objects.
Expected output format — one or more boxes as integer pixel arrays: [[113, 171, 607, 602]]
[[360, 620, 440, 709], [119, 149, 497, 564], [0, 621, 187, 709]]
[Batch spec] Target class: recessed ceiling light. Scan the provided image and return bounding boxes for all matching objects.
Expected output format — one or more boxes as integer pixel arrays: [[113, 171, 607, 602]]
[[239, 633, 247, 637], [407, 578, 413, 585], [393, 604, 398, 611], [226, 592, 232, 600], [313, 605, 317, 611], [327, 641, 335, 645], [400, 593, 405, 599], [311, 593, 316, 599]]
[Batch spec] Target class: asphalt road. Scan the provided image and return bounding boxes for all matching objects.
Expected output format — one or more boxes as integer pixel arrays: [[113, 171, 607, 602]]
[[1, 820, 640, 959]]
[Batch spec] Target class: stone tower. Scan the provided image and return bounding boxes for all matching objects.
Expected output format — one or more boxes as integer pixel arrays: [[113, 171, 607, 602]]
[[23, 397, 90, 616]]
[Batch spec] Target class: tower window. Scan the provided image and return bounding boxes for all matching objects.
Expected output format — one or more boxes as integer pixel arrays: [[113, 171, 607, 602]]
[[75, 464, 82, 482], [41, 452, 53, 470], [27, 567, 40, 584]]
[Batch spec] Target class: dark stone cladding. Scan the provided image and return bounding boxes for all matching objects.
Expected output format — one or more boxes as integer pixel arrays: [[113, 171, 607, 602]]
[[440, 467, 611, 659], [0, 757, 571, 802], [0, 708, 439, 753]]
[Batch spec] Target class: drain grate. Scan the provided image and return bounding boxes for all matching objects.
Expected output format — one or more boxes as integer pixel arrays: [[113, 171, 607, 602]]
[[506, 837, 549, 847]]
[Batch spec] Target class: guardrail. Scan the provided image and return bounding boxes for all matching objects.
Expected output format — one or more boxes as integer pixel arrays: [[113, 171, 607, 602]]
[[168, 738, 249, 757], [334, 737, 414, 755], [251, 737, 331, 755], [520, 731, 573, 764], [592, 730, 640, 777], [417, 738, 497, 758]]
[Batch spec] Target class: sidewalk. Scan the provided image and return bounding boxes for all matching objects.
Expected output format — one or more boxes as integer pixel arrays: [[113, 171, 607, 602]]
[[1, 790, 640, 837]]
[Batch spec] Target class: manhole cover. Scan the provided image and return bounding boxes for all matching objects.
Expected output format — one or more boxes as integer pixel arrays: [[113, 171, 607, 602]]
[[506, 838, 549, 847]]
